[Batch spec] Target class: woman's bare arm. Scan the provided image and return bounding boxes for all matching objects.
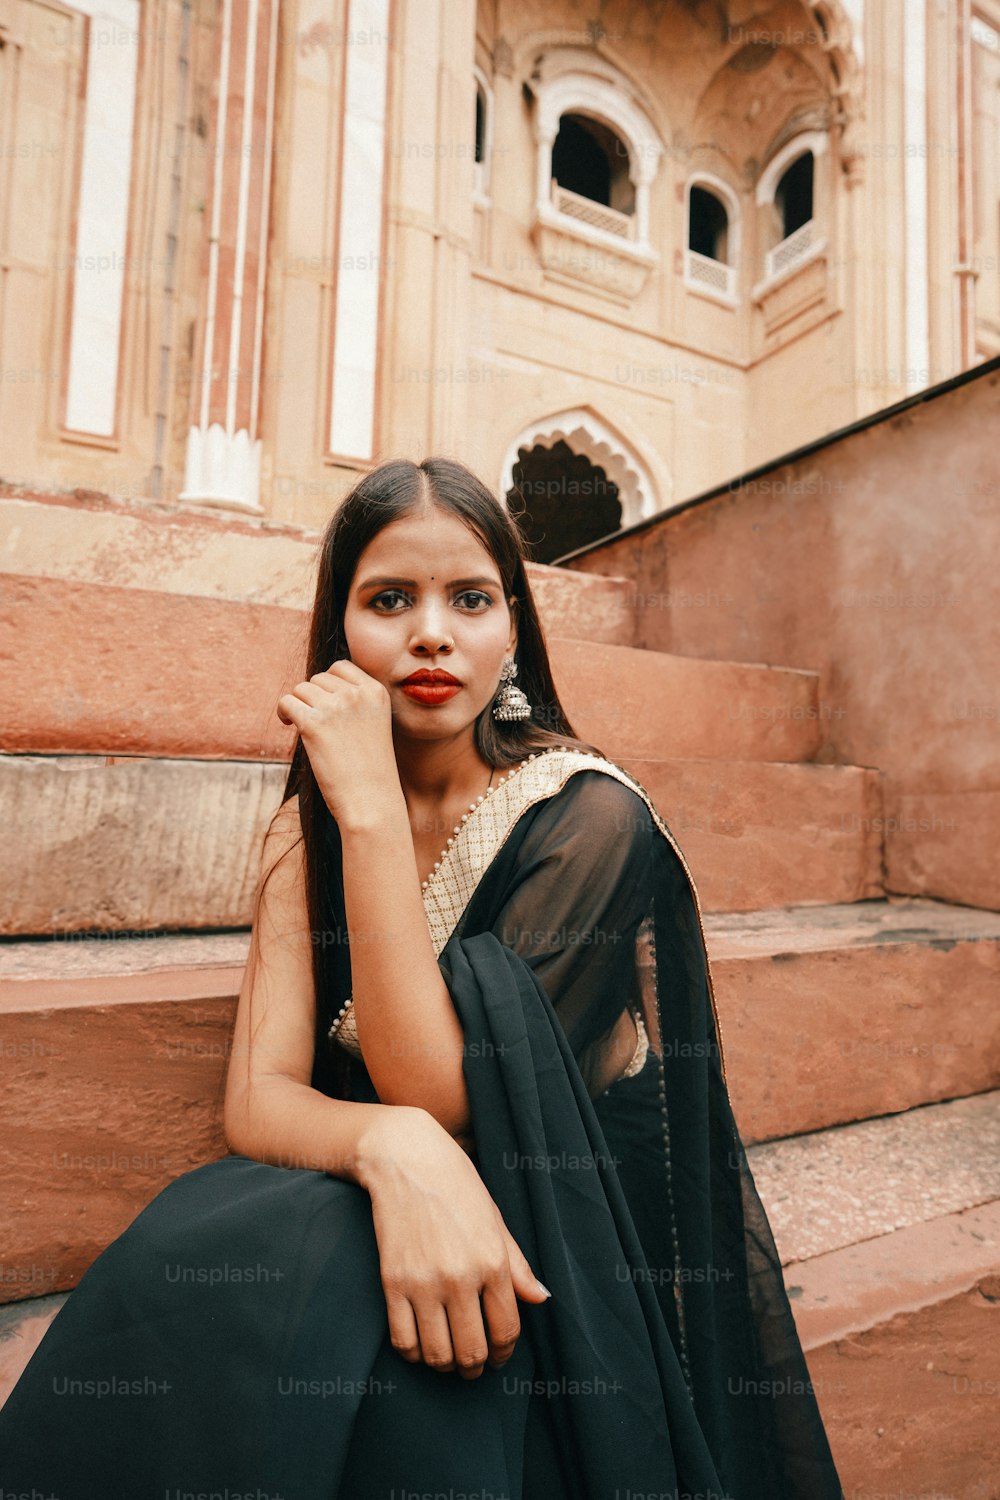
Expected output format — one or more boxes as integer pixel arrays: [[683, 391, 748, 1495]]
[[222, 797, 549, 1380], [224, 786, 473, 1149], [222, 796, 395, 1180], [338, 790, 474, 1141]]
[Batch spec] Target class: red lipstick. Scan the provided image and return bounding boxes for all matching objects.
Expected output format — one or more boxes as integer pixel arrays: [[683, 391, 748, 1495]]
[[399, 667, 462, 705]]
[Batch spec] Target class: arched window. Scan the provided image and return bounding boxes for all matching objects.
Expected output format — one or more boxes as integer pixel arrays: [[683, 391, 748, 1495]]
[[528, 62, 662, 298], [473, 65, 493, 203], [684, 175, 740, 303], [689, 187, 729, 261], [755, 131, 828, 283], [775, 151, 814, 239], [550, 113, 635, 228]]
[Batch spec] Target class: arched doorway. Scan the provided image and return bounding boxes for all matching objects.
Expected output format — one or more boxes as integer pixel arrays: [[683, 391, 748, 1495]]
[[506, 440, 622, 562]]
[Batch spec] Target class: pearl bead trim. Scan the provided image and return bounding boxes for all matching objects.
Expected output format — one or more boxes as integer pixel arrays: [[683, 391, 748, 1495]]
[[328, 748, 568, 1043], [419, 748, 563, 894]]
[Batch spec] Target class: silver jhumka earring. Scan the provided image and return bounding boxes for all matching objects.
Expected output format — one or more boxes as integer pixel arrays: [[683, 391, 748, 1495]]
[[491, 655, 533, 721]]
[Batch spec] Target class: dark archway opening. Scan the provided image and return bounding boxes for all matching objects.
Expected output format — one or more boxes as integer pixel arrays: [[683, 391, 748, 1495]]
[[775, 151, 814, 238], [689, 185, 730, 262], [506, 441, 622, 563], [475, 85, 485, 164], [550, 113, 635, 215]]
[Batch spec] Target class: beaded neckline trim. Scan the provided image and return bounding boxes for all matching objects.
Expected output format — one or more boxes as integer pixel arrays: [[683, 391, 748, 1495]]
[[418, 746, 564, 895], [327, 746, 728, 1084]]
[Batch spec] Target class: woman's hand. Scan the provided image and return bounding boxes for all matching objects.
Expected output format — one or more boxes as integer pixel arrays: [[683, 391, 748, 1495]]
[[276, 660, 401, 828], [355, 1107, 551, 1381]]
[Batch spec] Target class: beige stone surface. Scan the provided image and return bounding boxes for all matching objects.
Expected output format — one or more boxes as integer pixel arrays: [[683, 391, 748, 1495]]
[[749, 1091, 1000, 1263], [0, 0, 994, 520], [0, 756, 287, 936], [704, 892, 1000, 959], [0, 931, 250, 983]]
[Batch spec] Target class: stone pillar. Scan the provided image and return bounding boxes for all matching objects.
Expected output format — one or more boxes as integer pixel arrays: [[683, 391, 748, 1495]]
[[379, 0, 478, 457], [180, 0, 280, 511], [953, 0, 978, 369]]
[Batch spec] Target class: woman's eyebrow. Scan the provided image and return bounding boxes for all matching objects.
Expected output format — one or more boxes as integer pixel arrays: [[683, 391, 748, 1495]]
[[355, 575, 501, 591]]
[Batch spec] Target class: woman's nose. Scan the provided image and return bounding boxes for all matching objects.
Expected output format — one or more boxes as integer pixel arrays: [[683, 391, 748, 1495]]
[[409, 605, 453, 653]]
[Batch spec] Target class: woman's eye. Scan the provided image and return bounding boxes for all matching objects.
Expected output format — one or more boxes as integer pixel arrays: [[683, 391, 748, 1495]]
[[370, 589, 493, 612], [370, 590, 411, 611]]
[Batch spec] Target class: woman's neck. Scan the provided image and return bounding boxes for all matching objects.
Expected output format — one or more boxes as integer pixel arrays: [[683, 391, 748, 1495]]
[[392, 736, 494, 809]]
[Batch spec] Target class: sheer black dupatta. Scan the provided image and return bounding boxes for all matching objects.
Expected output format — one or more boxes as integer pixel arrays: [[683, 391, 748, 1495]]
[[425, 757, 846, 1500], [0, 752, 845, 1499]]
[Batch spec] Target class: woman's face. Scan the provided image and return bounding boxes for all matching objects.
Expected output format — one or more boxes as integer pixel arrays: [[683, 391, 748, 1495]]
[[342, 504, 517, 747]]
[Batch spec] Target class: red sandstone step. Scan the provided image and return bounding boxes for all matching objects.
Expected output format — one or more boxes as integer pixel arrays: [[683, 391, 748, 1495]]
[[3, 898, 999, 1297], [745, 1092, 1000, 1494], [530, 561, 637, 646], [0, 752, 880, 936], [0, 489, 638, 647], [706, 896, 1000, 1144], [618, 756, 883, 912], [749, 1091, 1000, 1272], [1, 571, 822, 762], [0, 934, 241, 1298], [548, 636, 823, 762]]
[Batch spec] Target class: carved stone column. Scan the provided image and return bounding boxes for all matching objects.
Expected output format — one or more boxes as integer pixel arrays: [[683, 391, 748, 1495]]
[[180, 0, 279, 510]]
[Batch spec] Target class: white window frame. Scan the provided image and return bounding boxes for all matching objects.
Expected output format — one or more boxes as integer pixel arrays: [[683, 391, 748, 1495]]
[[754, 131, 829, 291], [684, 173, 741, 306], [473, 64, 494, 206], [532, 71, 662, 259]]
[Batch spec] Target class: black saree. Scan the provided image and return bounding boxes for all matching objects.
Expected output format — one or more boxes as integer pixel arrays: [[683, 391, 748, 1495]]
[[0, 747, 845, 1499]]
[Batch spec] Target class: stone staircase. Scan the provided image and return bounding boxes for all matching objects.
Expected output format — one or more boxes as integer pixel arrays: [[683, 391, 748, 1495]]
[[2, 512, 999, 1493]]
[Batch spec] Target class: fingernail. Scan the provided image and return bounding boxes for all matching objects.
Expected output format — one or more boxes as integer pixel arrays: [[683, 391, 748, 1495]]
[[536, 1280, 552, 1298]]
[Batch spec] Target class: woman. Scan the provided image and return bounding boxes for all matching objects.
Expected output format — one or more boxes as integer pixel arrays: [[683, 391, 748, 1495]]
[[0, 458, 845, 1499]]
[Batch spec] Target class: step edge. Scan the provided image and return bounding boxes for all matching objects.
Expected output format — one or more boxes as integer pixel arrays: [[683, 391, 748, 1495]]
[[786, 1198, 1000, 1350], [548, 634, 822, 681], [0, 965, 246, 1012], [6, 897, 1000, 988]]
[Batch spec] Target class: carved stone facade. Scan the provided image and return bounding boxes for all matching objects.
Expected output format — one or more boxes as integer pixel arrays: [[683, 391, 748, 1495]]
[[0, 0, 997, 547]]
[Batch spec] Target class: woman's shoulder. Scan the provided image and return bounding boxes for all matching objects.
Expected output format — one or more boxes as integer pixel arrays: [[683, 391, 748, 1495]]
[[519, 747, 657, 840]]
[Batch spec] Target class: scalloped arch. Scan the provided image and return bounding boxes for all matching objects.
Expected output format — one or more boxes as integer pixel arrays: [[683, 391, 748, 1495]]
[[499, 409, 662, 531]]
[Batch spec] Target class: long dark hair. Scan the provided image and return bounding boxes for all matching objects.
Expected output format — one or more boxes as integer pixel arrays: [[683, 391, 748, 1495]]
[[238, 456, 603, 1106]]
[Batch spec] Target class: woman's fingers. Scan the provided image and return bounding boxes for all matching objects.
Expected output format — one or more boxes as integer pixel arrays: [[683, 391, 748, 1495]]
[[384, 1288, 421, 1364], [445, 1290, 492, 1381], [365, 1116, 548, 1384], [275, 681, 324, 725], [412, 1299, 457, 1374], [481, 1272, 522, 1369], [498, 1220, 552, 1305]]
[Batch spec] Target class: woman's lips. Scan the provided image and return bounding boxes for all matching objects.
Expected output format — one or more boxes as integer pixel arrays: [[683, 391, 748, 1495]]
[[400, 681, 462, 704]]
